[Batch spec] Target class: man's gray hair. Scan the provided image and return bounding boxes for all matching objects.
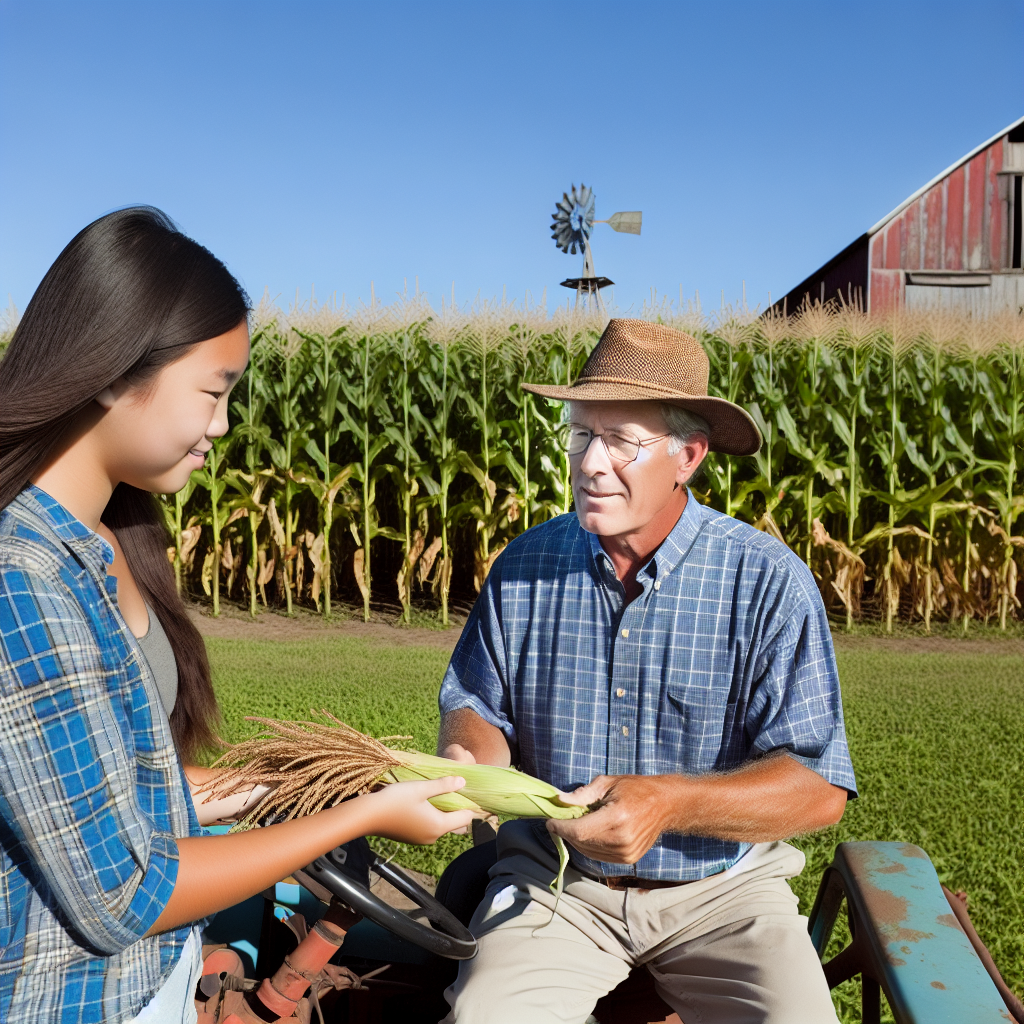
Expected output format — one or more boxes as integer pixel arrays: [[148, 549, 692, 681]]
[[660, 404, 710, 455]]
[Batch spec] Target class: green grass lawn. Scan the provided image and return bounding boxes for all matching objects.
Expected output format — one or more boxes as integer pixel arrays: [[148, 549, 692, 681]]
[[207, 636, 1022, 1017]]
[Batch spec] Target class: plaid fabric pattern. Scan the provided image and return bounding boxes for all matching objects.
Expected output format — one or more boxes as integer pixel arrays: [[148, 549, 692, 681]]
[[0, 486, 201, 1023], [440, 492, 857, 881]]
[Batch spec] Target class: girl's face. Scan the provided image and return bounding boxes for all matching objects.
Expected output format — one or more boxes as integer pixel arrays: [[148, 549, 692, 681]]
[[96, 320, 250, 495]]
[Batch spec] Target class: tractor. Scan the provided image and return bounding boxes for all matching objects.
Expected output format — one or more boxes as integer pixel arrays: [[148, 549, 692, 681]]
[[196, 823, 1022, 1024]]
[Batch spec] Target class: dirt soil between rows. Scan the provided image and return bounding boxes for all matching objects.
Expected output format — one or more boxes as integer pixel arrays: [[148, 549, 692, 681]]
[[189, 602, 1024, 655], [187, 602, 465, 649], [829, 633, 1024, 656]]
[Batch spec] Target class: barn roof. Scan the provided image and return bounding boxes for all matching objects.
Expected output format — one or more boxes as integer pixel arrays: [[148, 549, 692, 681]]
[[868, 114, 1024, 236]]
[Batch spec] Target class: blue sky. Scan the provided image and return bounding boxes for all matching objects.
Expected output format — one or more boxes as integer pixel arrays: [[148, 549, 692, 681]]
[[1, 0, 1022, 318]]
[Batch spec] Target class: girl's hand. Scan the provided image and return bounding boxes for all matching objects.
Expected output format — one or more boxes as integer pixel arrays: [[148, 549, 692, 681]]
[[357, 776, 475, 845]]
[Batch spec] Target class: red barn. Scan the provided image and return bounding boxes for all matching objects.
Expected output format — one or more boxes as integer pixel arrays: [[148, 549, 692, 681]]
[[775, 115, 1024, 315]]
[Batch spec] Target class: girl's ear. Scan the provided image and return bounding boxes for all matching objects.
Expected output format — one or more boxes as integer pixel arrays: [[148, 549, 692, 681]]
[[95, 387, 117, 410], [95, 378, 129, 411]]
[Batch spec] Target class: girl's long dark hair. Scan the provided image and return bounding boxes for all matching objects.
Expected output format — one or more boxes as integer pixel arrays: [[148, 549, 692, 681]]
[[0, 207, 250, 761]]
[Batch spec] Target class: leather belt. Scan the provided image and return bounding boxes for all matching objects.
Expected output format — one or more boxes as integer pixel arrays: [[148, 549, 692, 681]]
[[600, 876, 697, 891]]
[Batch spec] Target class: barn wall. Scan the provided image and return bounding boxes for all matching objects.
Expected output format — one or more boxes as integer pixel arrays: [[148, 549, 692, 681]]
[[868, 135, 1022, 314], [905, 274, 1024, 315]]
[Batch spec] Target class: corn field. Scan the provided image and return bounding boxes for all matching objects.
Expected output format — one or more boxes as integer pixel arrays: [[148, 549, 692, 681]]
[[2, 295, 1022, 631]]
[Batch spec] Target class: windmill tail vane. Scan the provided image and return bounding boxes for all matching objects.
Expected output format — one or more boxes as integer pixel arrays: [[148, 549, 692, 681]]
[[599, 210, 642, 235]]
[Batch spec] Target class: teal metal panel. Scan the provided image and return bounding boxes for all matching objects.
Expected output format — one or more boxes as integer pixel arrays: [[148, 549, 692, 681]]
[[838, 842, 1007, 1022]]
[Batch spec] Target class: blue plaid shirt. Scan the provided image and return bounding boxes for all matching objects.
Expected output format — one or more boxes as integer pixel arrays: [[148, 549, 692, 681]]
[[439, 493, 857, 881], [0, 486, 201, 1023]]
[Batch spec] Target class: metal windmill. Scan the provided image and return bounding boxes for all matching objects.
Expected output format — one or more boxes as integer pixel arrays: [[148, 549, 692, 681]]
[[551, 184, 641, 308]]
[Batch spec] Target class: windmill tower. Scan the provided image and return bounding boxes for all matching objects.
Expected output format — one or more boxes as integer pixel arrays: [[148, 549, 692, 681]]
[[551, 184, 642, 309]]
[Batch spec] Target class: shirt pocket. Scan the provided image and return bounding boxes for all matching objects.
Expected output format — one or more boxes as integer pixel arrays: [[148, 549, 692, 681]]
[[656, 683, 733, 773]]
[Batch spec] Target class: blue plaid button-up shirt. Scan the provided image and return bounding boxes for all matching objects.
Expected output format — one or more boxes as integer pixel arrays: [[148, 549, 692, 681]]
[[439, 492, 857, 881], [0, 486, 201, 1023]]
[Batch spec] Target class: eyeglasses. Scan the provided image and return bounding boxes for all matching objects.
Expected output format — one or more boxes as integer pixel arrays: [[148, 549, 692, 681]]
[[557, 424, 672, 464]]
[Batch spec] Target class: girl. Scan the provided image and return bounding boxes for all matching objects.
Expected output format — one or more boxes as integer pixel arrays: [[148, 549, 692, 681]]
[[0, 207, 473, 1024]]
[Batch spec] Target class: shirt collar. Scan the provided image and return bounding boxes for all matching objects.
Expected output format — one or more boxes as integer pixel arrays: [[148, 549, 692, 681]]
[[15, 484, 114, 568], [585, 488, 706, 585]]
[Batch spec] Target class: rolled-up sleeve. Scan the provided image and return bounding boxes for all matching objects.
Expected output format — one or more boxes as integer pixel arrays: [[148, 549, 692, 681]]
[[0, 566, 179, 955], [438, 559, 516, 743], [744, 559, 858, 796]]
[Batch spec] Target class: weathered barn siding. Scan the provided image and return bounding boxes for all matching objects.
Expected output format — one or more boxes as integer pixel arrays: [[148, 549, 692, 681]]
[[773, 117, 1024, 316], [905, 271, 1024, 315], [868, 138, 1012, 312]]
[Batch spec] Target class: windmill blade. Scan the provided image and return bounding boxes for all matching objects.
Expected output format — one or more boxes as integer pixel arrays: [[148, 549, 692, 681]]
[[551, 183, 597, 258], [606, 211, 642, 235]]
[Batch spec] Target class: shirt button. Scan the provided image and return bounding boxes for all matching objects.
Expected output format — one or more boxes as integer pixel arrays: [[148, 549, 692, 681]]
[[621, 628, 629, 638], [621, 726, 629, 736], [616, 688, 625, 698], [654, 580, 661, 591]]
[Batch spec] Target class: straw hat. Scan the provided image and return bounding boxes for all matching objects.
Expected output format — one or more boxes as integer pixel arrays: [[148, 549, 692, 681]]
[[522, 318, 761, 456]]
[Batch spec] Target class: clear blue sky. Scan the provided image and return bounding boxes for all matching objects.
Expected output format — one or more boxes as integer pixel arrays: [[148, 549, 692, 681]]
[[2, 0, 1022, 317]]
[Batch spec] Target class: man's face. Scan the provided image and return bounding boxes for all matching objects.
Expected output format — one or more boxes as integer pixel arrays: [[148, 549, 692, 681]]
[[568, 401, 706, 540]]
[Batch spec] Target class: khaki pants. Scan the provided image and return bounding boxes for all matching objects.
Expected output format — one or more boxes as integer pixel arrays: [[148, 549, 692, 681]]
[[442, 821, 838, 1024]]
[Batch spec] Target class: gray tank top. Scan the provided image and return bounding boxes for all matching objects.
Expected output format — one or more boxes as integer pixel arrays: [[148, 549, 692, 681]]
[[137, 605, 179, 716]]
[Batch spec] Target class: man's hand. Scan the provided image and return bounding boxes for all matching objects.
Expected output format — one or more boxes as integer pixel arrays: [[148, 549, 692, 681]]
[[547, 775, 673, 865], [548, 756, 848, 865]]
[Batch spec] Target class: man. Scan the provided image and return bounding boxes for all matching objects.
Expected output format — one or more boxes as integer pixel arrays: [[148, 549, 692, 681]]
[[437, 319, 856, 1024]]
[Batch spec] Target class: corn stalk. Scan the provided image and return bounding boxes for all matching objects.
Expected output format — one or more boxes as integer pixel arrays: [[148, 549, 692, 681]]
[[384, 325, 429, 623], [261, 329, 309, 615], [297, 325, 349, 618], [417, 320, 460, 625], [338, 326, 395, 621], [168, 476, 199, 596]]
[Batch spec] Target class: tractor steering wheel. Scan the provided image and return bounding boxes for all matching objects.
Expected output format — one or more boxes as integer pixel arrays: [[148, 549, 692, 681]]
[[296, 837, 478, 960]]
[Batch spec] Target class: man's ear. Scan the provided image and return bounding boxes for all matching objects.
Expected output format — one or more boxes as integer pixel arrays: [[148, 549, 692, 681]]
[[675, 436, 710, 488]]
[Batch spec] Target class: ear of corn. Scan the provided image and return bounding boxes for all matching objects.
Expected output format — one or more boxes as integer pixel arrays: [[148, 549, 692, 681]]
[[386, 750, 586, 819]]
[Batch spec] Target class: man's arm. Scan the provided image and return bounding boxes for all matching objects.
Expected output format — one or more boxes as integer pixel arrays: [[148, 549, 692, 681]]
[[438, 707, 511, 767], [548, 752, 847, 865]]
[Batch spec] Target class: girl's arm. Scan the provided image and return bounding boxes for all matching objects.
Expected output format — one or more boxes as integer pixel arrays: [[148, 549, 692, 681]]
[[183, 763, 271, 826], [147, 775, 472, 934]]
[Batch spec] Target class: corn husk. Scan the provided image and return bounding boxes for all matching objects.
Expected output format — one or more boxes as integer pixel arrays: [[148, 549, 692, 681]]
[[207, 712, 586, 825], [385, 751, 585, 819]]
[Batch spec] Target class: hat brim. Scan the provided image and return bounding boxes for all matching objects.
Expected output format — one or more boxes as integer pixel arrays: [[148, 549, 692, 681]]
[[521, 381, 762, 457]]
